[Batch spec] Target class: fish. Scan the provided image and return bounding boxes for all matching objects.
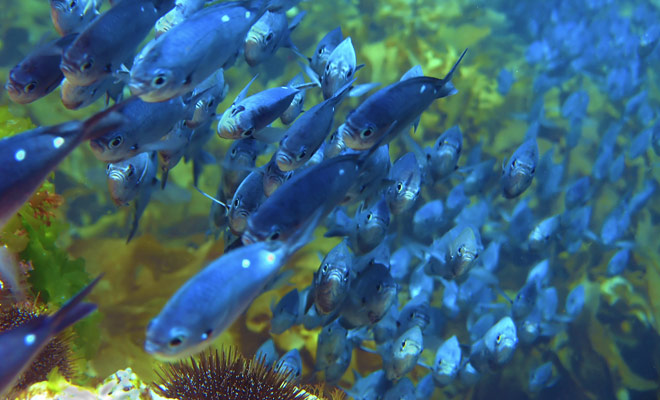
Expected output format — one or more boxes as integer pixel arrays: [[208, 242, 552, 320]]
[[280, 73, 306, 125], [49, 0, 102, 36], [469, 316, 518, 372], [0, 109, 123, 230], [425, 125, 462, 181], [432, 335, 462, 386], [222, 137, 265, 200], [383, 377, 416, 400], [243, 142, 390, 244], [320, 37, 363, 100], [262, 152, 293, 197], [384, 325, 423, 381], [426, 225, 482, 280], [89, 95, 197, 163], [270, 288, 301, 334], [339, 262, 397, 328], [159, 122, 215, 189], [309, 26, 343, 77], [354, 195, 390, 255], [396, 293, 430, 333], [501, 136, 539, 198], [129, 0, 296, 102], [325, 129, 346, 158], [275, 79, 355, 172], [107, 151, 159, 242], [607, 248, 630, 277], [275, 348, 302, 382], [564, 176, 591, 210], [529, 362, 557, 392], [0, 276, 100, 397], [527, 214, 561, 251], [154, 0, 207, 37], [497, 68, 515, 95], [244, 10, 305, 67], [186, 69, 229, 128], [310, 241, 352, 315], [255, 338, 279, 367], [565, 284, 585, 319], [347, 370, 389, 400], [217, 79, 310, 141], [340, 48, 466, 150], [228, 170, 266, 235], [145, 205, 322, 360], [315, 320, 350, 374], [385, 152, 422, 214], [342, 144, 391, 205], [6, 34, 78, 104], [61, 0, 175, 86], [60, 75, 124, 110]]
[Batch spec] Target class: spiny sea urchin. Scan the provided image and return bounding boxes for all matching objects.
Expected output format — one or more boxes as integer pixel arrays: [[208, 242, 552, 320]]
[[0, 302, 76, 397], [154, 347, 327, 400]]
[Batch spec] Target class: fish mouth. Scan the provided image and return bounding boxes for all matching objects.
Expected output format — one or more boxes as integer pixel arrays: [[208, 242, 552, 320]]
[[339, 122, 370, 151], [275, 152, 295, 171], [495, 339, 517, 364], [108, 170, 126, 182], [229, 214, 247, 235], [241, 230, 258, 245], [217, 118, 242, 139], [4, 82, 19, 95], [128, 79, 149, 97], [244, 38, 263, 66]]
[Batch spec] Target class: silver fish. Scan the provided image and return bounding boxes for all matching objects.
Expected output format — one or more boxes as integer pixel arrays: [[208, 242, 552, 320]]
[[50, 0, 102, 36], [321, 37, 362, 100], [270, 288, 301, 334], [311, 240, 352, 315], [501, 136, 539, 199], [228, 170, 266, 235], [385, 152, 422, 214], [244, 10, 305, 67], [355, 195, 390, 255], [275, 348, 302, 382], [280, 73, 306, 125], [433, 335, 462, 386], [60, 75, 124, 110], [263, 152, 293, 197], [310, 26, 343, 77], [384, 325, 423, 381], [339, 262, 397, 328], [426, 125, 462, 181]]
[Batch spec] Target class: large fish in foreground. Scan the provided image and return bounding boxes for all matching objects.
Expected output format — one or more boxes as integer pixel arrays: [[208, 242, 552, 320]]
[[0, 109, 123, 230], [0, 276, 100, 397], [129, 0, 299, 102], [144, 206, 323, 360], [340, 48, 467, 150]]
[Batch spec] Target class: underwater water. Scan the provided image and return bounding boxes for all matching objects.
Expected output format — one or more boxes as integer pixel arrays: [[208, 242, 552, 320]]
[[0, 0, 660, 399]]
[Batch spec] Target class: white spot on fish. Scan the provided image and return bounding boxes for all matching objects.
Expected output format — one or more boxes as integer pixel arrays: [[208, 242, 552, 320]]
[[339, 169, 345, 175], [245, 11, 251, 18], [222, 15, 230, 22], [201, 332, 209, 340], [14, 149, 26, 162], [242, 259, 250, 268], [266, 252, 275, 263], [420, 85, 426, 94], [53, 136, 65, 149], [24, 333, 36, 346]]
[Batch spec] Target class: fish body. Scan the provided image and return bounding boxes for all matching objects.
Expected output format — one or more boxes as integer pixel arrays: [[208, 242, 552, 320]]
[[426, 125, 462, 181], [244, 10, 305, 66], [270, 288, 301, 334], [6, 34, 78, 104], [62, 0, 173, 86], [501, 137, 539, 198], [228, 170, 266, 235], [433, 335, 462, 386], [145, 232, 311, 360], [384, 325, 423, 381], [355, 195, 390, 254], [527, 214, 560, 250], [276, 80, 354, 171], [218, 86, 303, 140], [129, 1, 270, 102], [255, 338, 278, 367], [50, 0, 102, 36], [340, 262, 397, 328], [340, 49, 466, 150], [469, 316, 518, 372], [60, 75, 124, 110], [0, 111, 120, 229], [0, 277, 99, 397], [529, 362, 556, 392], [312, 241, 352, 315], [412, 200, 443, 241], [386, 152, 422, 214], [275, 348, 302, 382], [89, 95, 192, 162], [321, 37, 361, 99], [315, 320, 350, 372], [396, 294, 430, 334], [262, 152, 293, 197], [565, 284, 585, 319], [310, 27, 343, 77], [280, 73, 306, 125], [107, 151, 159, 242], [243, 152, 369, 244]]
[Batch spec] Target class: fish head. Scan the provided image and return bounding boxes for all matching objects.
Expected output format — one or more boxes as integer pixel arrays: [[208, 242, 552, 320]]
[[263, 160, 291, 196], [90, 129, 132, 163], [325, 129, 346, 158], [129, 65, 183, 103], [144, 318, 210, 361], [217, 104, 253, 139], [155, 8, 184, 38], [106, 160, 140, 205], [322, 60, 353, 99], [60, 43, 107, 87], [5, 65, 44, 104], [275, 145, 306, 172], [244, 16, 278, 67], [228, 196, 249, 235], [340, 116, 379, 150]]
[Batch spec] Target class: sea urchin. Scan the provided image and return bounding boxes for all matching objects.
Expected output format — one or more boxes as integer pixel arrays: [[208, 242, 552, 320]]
[[154, 347, 311, 400]]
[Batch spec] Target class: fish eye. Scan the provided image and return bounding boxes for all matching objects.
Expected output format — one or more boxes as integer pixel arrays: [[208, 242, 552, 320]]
[[231, 105, 245, 116], [401, 340, 406, 350], [297, 149, 307, 160], [152, 74, 167, 87], [366, 213, 373, 221], [242, 128, 255, 138], [322, 264, 328, 273], [318, 46, 325, 55], [496, 334, 502, 344], [24, 82, 36, 93], [106, 164, 111, 172], [230, 147, 237, 156], [346, 69, 352, 77], [127, 165, 135, 177], [207, 99, 215, 108], [169, 336, 184, 347], [269, 231, 280, 241], [376, 283, 382, 292], [360, 127, 373, 138], [201, 329, 213, 340], [457, 246, 464, 256], [531, 167, 536, 174], [512, 160, 517, 168], [233, 198, 240, 207], [361, 296, 367, 305], [69, 0, 76, 7], [109, 136, 123, 149], [265, 32, 274, 42], [80, 59, 93, 72], [396, 182, 403, 193]]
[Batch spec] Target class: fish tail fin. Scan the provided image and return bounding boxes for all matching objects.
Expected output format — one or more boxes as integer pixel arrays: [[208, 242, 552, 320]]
[[81, 108, 126, 141], [50, 275, 101, 333], [435, 48, 468, 98]]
